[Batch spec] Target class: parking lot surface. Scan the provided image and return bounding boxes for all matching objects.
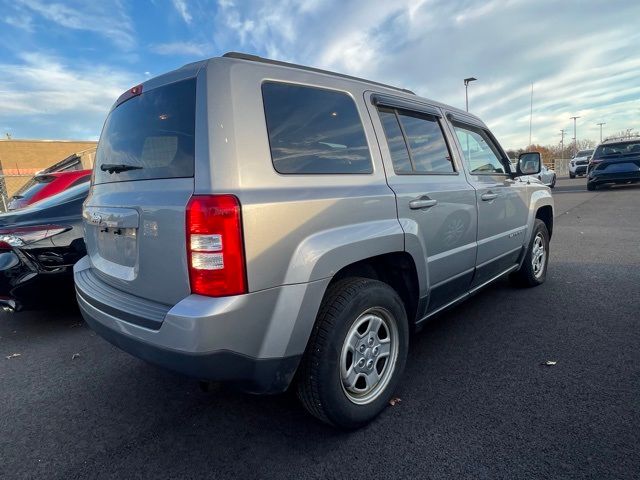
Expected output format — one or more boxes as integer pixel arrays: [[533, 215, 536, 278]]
[[1, 177, 638, 479]]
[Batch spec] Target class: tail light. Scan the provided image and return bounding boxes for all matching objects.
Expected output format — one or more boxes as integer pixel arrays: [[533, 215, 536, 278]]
[[186, 195, 247, 297], [0, 225, 69, 248]]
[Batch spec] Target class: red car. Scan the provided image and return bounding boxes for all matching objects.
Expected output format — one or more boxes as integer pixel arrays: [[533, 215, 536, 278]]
[[8, 170, 91, 211]]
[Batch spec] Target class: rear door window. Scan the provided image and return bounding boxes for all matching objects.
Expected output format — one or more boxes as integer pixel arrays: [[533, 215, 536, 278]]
[[378, 107, 455, 174], [262, 82, 372, 174], [94, 78, 196, 184]]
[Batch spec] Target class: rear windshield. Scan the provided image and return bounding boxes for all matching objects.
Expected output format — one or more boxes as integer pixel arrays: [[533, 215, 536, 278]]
[[94, 78, 196, 184], [12, 175, 54, 201], [593, 141, 640, 159], [576, 150, 593, 157]]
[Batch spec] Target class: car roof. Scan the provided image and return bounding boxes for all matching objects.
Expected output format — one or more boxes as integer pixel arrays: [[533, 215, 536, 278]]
[[216, 52, 475, 122]]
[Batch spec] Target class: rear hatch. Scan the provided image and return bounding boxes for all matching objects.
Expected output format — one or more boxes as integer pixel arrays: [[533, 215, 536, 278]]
[[83, 74, 199, 306]]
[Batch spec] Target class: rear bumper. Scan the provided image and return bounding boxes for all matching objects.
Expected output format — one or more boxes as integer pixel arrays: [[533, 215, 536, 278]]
[[73, 256, 329, 394], [588, 170, 640, 184], [81, 308, 301, 393]]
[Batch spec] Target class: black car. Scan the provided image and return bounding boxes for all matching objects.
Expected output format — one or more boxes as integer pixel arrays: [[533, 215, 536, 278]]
[[0, 182, 88, 311], [587, 138, 640, 191]]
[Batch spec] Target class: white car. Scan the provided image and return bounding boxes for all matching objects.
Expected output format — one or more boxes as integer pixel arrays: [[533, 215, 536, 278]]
[[537, 164, 557, 188], [510, 161, 556, 188], [569, 149, 593, 178]]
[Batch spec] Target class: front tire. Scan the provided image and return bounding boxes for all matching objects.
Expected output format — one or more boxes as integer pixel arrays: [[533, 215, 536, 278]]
[[296, 277, 408, 429], [587, 181, 597, 191], [510, 219, 549, 287], [569, 172, 576, 179], [550, 175, 556, 188]]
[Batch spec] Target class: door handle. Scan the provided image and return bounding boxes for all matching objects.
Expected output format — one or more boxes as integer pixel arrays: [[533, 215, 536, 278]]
[[481, 192, 498, 201], [409, 198, 438, 209]]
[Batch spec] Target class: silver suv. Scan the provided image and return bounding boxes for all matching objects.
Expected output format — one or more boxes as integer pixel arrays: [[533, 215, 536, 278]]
[[75, 53, 553, 429]]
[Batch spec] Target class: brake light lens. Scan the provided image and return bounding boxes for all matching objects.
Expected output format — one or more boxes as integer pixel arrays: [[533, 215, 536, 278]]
[[186, 195, 247, 297], [0, 225, 69, 247], [114, 83, 143, 108]]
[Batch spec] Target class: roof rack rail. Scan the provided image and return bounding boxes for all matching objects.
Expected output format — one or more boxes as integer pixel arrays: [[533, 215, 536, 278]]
[[602, 135, 640, 143], [222, 52, 415, 95]]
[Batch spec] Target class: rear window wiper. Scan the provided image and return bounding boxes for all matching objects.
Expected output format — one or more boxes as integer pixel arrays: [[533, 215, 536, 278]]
[[100, 163, 143, 174]]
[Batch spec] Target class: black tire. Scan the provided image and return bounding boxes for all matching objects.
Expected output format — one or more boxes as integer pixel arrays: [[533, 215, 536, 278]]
[[509, 219, 550, 287], [569, 172, 576, 179], [587, 181, 597, 191], [296, 277, 408, 429], [550, 175, 556, 188]]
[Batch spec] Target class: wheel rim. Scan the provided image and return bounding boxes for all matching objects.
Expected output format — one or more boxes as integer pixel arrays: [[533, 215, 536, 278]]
[[340, 307, 399, 405], [531, 232, 546, 278]]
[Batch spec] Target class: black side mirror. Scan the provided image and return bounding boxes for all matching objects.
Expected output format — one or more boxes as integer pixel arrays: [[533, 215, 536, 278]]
[[517, 152, 542, 176]]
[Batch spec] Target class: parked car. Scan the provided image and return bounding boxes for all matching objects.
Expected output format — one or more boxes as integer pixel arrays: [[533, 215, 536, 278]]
[[75, 53, 553, 429], [0, 182, 88, 311], [38, 147, 96, 174], [587, 137, 640, 191], [569, 149, 594, 178], [8, 170, 91, 211], [538, 164, 557, 188]]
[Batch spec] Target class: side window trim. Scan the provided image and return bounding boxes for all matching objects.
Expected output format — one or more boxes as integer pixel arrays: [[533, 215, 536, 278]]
[[451, 120, 511, 176], [379, 106, 459, 176], [372, 93, 442, 118]]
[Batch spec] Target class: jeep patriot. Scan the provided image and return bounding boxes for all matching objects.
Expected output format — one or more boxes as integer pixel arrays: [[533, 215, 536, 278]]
[[74, 52, 553, 428]]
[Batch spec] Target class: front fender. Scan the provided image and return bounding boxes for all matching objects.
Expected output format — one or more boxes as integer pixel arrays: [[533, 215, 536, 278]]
[[521, 186, 554, 259]]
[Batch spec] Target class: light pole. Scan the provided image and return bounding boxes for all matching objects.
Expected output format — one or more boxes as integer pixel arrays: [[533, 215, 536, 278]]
[[529, 83, 534, 147], [560, 129, 566, 160], [597, 122, 606, 142], [464, 77, 477, 112], [570, 116, 580, 155]]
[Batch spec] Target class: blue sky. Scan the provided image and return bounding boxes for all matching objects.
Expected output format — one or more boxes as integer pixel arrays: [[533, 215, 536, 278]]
[[0, 0, 638, 149]]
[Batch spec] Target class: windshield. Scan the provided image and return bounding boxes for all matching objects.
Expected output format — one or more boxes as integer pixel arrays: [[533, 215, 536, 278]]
[[28, 182, 89, 210], [593, 141, 640, 159], [94, 78, 196, 184], [576, 150, 593, 158]]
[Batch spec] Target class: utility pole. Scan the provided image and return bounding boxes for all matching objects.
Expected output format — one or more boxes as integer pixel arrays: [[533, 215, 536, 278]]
[[464, 77, 477, 112], [529, 83, 533, 147], [570, 116, 580, 155], [597, 122, 605, 142], [560, 129, 566, 160]]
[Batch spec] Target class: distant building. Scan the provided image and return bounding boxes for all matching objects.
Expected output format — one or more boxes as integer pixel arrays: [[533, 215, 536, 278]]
[[0, 139, 97, 201]]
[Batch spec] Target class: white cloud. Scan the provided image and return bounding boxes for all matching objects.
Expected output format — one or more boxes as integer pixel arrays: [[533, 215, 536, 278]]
[[0, 53, 137, 138], [151, 41, 211, 56], [172, 0, 192, 24], [4, 14, 34, 32], [16, 0, 135, 49]]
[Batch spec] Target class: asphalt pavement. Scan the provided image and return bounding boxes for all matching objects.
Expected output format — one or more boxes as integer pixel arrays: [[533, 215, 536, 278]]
[[1, 177, 638, 479]]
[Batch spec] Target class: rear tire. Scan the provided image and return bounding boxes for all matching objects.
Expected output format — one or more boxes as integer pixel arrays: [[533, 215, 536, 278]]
[[510, 219, 549, 287], [296, 277, 408, 429], [587, 182, 597, 191]]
